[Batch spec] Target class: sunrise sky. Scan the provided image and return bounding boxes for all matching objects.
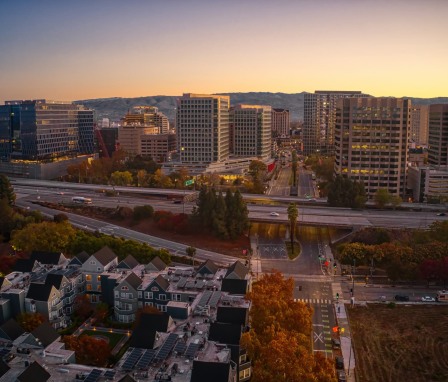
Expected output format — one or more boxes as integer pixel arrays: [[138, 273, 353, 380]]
[[1, 0, 447, 103]]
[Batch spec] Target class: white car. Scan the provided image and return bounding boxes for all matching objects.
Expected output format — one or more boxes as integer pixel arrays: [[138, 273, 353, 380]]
[[421, 296, 435, 302], [269, 212, 280, 217]]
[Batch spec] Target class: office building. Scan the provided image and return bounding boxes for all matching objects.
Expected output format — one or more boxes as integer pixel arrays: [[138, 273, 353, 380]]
[[303, 91, 368, 156], [410, 104, 429, 145], [428, 104, 448, 167], [124, 106, 169, 134], [0, 99, 96, 179], [271, 108, 290, 137], [177, 93, 230, 164], [334, 97, 410, 198], [141, 133, 176, 162], [230, 105, 272, 160], [117, 125, 159, 155]]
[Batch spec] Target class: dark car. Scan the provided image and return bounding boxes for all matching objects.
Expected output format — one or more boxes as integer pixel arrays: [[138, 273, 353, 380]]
[[173, 200, 182, 204], [394, 294, 409, 302], [337, 370, 347, 382], [332, 338, 341, 349], [335, 356, 344, 370]]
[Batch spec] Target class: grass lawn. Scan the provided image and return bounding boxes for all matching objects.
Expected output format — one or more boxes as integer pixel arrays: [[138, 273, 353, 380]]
[[347, 304, 448, 382], [285, 241, 301, 260], [80, 330, 125, 349]]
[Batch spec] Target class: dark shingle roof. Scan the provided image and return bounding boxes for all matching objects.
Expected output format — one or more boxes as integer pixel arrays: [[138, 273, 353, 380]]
[[197, 260, 219, 275], [26, 283, 54, 302], [118, 375, 137, 382], [129, 312, 170, 349], [44, 274, 64, 289], [225, 261, 249, 279], [117, 255, 140, 269], [0, 319, 25, 341], [147, 256, 166, 271], [13, 259, 37, 273], [209, 322, 242, 345], [153, 274, 169, 291], [17, 361, 51, 382], [92, 246, 117, 266], [76, 251, 90, 263], [191, 361, 232, 382], [31, 322, 60, 347], [216, 306, 249, 326], [30, 251, 64, 265], [123, 273, 142, 290]]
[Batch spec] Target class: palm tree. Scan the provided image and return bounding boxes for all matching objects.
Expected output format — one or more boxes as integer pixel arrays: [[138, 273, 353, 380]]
[[287, 203, 299, 252]]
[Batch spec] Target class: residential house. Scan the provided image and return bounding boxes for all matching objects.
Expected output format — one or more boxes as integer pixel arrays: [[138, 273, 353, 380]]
[[145, 256, 166, 272], [12, 259, 38, 273], [25, 283, 65, 329], [114, 273, 142, 323], [30, 251, 67, 266], [117, 255, 140, 270], [68, 251, 90, 267], [221, 261, 251, 295], [138, 275, 171, 313], [81, 246, 118, 303], [129, 312, 173, 349], [17, 361, 51, 382], [0, 319, 24, 345], [196, 260, 219, 277], [31, 322, 60, 348]]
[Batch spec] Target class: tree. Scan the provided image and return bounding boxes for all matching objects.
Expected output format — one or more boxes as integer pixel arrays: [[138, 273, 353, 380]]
[[136, 169, 149, 187], [374, 188, 391, 209], [17, 312, 47, 332], [110, 171, 133, 186], [0, 175, 15, 206], [63, 335, 111, 366], [287, 203, 298, 252], [53, 213, 69, 223], [11, 221, 76, 253], [186, 246, 196, 265], [133, 205, 154, 221], [92, 303, 110, 324], [211, 192, 228, 238], [389, 195, 402, 209], [73, 295, 94, 320], [249, 160, 267, 194]]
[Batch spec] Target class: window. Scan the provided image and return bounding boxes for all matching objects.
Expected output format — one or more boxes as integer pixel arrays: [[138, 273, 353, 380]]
[[86, 275, 92, 281], [161, 305, 167, 312], [97, 268, 102, 272], [159, 294, 166, 301], [145, 302, 153, 307], [138, 291, 142, 298], [151, 286, 159, 292], [114, 291, 119, 298], [144, 292, 153, 299], [172, 294, 181, 301], [121, 286, 129, 291], [97, 285, 102, 292], [239, 368, 251, 379], [97, 275, 101, 281], [90, 261, 96, 265], [86, 285, 92, 291], [121, 292, 126, 297]]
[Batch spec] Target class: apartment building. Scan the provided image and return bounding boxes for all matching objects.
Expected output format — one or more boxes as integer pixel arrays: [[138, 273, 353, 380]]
[[428, 104, 448, 167], [410, 104, 429, 145], [271, 108, 290, 137], [303, 91, 368, 156], [124, 106, 169, 134], [334, 97, 410, 198], [230, 105, 272, 160]]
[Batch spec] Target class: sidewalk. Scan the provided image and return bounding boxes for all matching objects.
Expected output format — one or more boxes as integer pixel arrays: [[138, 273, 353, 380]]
[[333, 282, 356, 382]]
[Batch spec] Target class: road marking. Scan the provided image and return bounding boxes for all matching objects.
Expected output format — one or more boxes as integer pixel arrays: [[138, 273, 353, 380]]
[[322, 319, 329, 323], [313, 332, 324, 344]]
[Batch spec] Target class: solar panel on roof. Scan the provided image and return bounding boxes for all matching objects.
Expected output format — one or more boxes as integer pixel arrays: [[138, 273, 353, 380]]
[[122, 348, 144, 370], [155, 333, 178, 360], [185, 343, 200, 358], [104, 370, 116, 380], [136, 348, 157, 369], [177, 277, 187, 288], [208, 291, 222, 307], [84, 369, 102, 382], [195, 280, 205, 289], [197, 290, 212, 307], [174, 341, 187, 355]]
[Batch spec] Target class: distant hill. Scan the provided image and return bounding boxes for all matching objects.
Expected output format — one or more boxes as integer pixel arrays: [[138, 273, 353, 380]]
[[76, 93, 448, 122]]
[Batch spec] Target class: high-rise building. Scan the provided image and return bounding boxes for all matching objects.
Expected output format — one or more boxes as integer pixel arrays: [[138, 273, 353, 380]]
[[118, 125, 159, 155], [334, 97, 410, 198], [124, 106, 169, 133], [141, 133, 176, 162], [176, 94, 230, 164], [271, 108, 290, 137], [230, 105, 272, 160], [303, 91, 368, 156], [428, 104, 448, 167], [0, 99, 94, 161], [410, 105, 429, 145]]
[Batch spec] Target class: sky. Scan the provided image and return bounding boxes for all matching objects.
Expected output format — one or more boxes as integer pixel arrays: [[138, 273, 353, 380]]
[[0, 0, 447, 102]]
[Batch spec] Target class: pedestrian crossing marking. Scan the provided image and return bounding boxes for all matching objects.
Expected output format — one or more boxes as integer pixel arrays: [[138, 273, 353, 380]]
[[294, 298, 332, 305]]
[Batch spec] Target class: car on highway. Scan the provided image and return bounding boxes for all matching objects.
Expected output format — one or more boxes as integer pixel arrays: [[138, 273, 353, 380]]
[[394, 295, 409, 302], [269, 212, 280, 217], [436, 212, 446, 216], [421, 296, 436, 302]]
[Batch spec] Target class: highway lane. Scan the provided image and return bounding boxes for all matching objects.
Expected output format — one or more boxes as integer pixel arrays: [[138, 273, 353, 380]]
[[15, 198, 240, 267]]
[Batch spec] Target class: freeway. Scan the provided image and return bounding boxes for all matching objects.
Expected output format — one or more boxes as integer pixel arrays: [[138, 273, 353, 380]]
[[13, 182, 448, 229]]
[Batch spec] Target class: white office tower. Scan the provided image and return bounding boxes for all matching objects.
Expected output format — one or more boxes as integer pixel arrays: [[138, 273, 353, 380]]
[[231, 105, 272, 160], [176, 94, 230, 164]]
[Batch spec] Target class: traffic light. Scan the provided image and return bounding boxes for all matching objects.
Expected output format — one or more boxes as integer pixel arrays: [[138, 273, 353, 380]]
[[333, 262, 337, 269], [336, 293, 339, 300]]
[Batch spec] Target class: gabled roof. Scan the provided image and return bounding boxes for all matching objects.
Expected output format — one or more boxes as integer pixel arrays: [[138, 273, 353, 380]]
[[209, 322, 242, 345], [13, 259, 37, 273], [76, 250, 90, 263], [0, 359, 10, 378], [26, 283, 55, 302], [0, 319, 25, 341], [92, 246, 117, 266], [151, 274, 169, 291], [146, 256, 166, 271], [197, 259, 219, 275], [129, 312, 170, 349], [17, 361, 50, 382], [118, 375, 137, 382], [122, 272, 142, 290], [191, 360, 232, 382], [44, 274, 65, 289], [225, 261, 249, 280], [30, 251, 65, 265], [117, 255, 140, 269], [68, 257, 83, 266], [0, 277, 12, 290], [31, 322, 60, 347]]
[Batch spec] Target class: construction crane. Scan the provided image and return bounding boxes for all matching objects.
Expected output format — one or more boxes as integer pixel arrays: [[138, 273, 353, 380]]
[[94, 124, 110, 158]]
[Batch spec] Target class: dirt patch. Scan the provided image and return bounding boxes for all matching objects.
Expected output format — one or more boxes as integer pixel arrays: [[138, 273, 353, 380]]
[[43, 203, 250, 257], [348, 304, 448, 382]]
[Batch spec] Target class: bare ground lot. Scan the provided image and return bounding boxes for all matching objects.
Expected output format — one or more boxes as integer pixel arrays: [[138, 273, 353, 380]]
[[348, 304, 448, 382]]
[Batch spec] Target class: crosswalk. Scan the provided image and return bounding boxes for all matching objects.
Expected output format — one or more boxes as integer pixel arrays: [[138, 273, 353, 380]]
[[294, 298, 332, 305]]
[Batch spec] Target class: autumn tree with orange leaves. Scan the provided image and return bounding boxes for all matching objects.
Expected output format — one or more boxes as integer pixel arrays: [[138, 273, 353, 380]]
[[242, 271, 336, 382], [17, 312, 47, 332], [63, 335, 111, 366]]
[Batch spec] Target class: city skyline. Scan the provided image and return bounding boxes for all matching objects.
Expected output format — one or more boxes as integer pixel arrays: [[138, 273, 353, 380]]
[[1, 0, 447, 103]]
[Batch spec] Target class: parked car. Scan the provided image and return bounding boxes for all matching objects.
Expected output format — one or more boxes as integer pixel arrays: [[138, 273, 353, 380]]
[[394, 295, 409, 302], [332, 338, 341, 349], [421, 296, 436, 302], [335, 356, 344, 370], [337, 370, 347, 382]]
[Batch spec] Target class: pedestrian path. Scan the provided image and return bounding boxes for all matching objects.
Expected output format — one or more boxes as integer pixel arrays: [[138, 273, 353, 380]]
[[294, 298, 332, 305]]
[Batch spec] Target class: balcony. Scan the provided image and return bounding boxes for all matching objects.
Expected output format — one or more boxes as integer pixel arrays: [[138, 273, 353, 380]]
[[114, 305, 136, 315], [50, 300, 63, 312]]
